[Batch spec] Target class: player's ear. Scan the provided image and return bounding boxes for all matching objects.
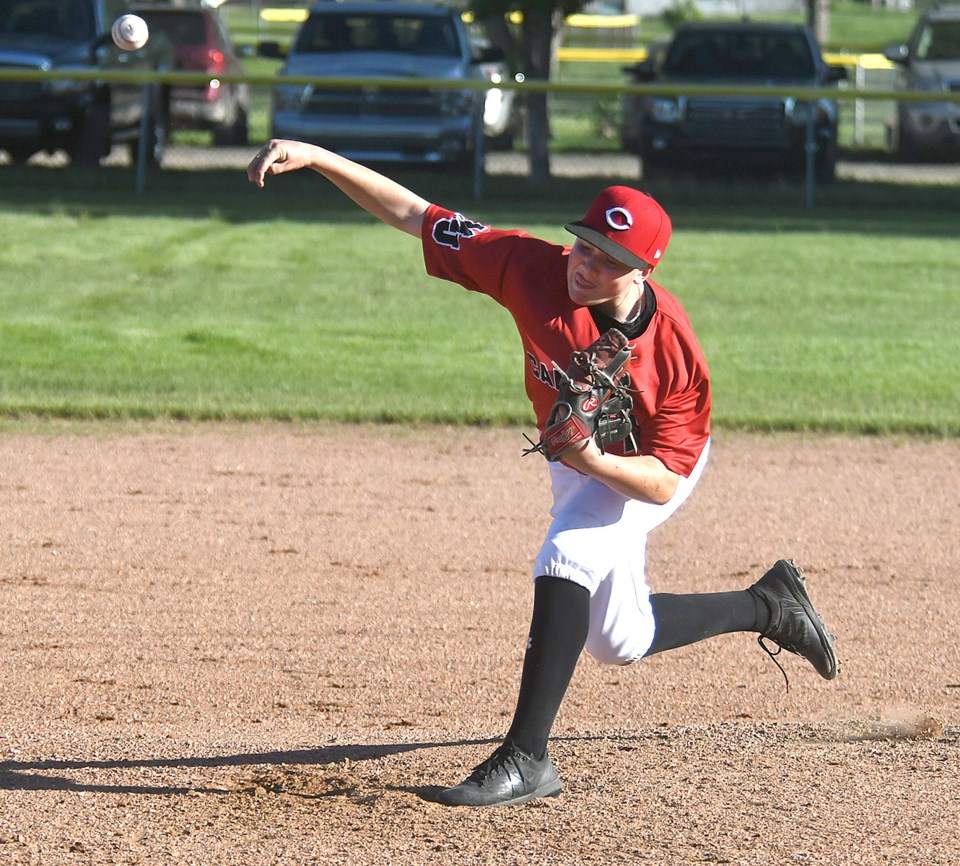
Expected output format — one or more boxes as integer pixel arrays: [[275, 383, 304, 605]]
[[639, 265, 655, 279]]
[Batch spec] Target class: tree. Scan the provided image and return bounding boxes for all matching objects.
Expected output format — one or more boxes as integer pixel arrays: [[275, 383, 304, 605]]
[[470, 0, 585, 185], [806, 0, 830, 47]]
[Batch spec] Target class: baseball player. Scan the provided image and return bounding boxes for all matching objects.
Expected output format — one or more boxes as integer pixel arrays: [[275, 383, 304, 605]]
[[247, 140, 839, 808]]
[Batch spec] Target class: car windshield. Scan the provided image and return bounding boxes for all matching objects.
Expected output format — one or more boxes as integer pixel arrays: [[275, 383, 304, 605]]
[[914, 21, 960, 60], [663, 30, 815, 79], [293, 12, 459, 57], [137, 11, 207, 46], [0, 0, 95, 40]]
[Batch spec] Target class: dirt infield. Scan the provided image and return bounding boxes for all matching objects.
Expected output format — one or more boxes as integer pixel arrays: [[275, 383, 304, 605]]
[[1, 425, 958, 865]]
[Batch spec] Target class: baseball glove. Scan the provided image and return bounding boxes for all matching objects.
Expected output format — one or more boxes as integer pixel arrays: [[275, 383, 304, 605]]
[[524, 328, 635, 462]]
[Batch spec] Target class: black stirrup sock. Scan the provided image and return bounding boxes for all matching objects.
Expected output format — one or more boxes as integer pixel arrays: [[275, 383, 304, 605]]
[[644, 590, 766, 657], [505, 576, 590, 760]]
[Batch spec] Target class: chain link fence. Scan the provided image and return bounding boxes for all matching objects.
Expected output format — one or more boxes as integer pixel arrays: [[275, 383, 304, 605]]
[[0, 58, 955, 180]]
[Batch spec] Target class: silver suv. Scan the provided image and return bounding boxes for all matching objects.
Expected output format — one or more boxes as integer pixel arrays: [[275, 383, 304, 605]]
[[884, 3, 960, 159], [263, 1, 516, 166]]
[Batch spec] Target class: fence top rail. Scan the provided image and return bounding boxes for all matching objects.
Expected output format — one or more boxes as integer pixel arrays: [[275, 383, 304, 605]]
[[0, 68, 951, 103], [259, 9, 643, 26]]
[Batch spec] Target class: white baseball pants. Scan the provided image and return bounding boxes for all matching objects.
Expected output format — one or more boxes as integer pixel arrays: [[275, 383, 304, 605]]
[[532, 440, 711, 665]]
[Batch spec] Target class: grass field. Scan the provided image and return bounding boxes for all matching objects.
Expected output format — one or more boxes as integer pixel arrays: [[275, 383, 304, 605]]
[[0, 164, 956, 435]]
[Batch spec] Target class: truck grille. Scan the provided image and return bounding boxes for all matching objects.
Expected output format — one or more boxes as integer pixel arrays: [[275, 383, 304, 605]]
[[684, 98, 786, 146], [0, 79, 43, 102], [304, 87, 444, 120]]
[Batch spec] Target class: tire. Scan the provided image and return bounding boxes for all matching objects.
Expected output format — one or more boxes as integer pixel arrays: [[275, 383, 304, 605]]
[[896, 127, 922, 164], [3, 146, 36, 164], [815, 137, 838, 184], [71, 100, 111, 167], [895, 106, 925, 163], [449, 144, 477, 174], [640, 146, 669, 182], [130, 86, 169, 170], [620, 96, 641, 153], [213, 104, 249, 147], [484, 125, 515, 152]]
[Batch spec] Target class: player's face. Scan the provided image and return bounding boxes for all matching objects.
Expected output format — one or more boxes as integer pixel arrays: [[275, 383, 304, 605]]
[[566, 239, 644, 320]]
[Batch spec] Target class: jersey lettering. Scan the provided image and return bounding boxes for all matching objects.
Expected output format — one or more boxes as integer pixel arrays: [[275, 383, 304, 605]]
[[528, 352, 561, 391], [431, 214, 488, 250]]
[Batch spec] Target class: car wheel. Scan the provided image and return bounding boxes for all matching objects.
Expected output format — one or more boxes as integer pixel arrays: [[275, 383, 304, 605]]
[[71, 100, 111, 167], [620, 97, 641, 153], [213, 105, 249, 147], [896, 126, 922, 163], [3, 146, 36, 164], [130, 86, 169, 170], [484, 125, 515, 152], [640, 149, 669, 182], [815, 137, 838, 183]]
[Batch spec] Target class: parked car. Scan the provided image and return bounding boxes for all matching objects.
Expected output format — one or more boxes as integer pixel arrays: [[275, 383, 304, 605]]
[[622, 22, 847, 180], [132, 2, 249, 145], [883, 2, 960, 160], [0, 0, 172, 165], [261, 1, 518, 166]]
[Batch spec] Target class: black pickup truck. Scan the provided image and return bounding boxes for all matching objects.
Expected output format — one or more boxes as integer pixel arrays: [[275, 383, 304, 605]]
[[0, 0, 172, 165], [622, 22, 847, 181]]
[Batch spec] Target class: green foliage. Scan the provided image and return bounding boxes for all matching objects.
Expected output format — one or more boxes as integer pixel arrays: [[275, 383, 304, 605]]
[[470, 0, 585, 23], [662, 0, 704, 32], [827, 0, 917, 53]]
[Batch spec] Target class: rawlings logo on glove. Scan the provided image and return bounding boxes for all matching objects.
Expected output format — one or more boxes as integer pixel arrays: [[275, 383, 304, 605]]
[[524, 328, 635, 462]]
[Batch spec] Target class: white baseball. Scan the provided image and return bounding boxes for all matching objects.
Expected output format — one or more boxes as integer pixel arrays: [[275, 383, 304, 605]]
[[111, 14, 149, 51]]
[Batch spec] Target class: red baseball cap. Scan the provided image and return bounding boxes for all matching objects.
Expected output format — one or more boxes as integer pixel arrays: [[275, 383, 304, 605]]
[[565, 186, 672, 270]]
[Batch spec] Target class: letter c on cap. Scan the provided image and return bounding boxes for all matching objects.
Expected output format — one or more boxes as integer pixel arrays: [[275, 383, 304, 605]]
[[605, 207, 633, 231]]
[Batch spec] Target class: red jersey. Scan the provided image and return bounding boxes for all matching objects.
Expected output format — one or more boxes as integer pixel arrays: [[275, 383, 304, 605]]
[[421, 204, 711, 477]]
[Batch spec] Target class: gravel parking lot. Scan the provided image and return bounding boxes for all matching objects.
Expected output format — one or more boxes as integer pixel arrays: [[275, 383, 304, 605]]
[[3, 146, 959, 186], [163, 147, 960, 185]]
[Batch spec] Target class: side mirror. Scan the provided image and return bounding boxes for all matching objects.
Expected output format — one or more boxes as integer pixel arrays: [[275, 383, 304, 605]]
[[826, 65, 848, 84], [89, 31, 112, 63], [883, 42, 909, 65], [623, 60, 657, 83]]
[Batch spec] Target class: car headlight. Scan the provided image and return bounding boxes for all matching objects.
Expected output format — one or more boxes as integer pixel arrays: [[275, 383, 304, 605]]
[[272, 85, 304, 112], [440, 89, 475, 117], [786, 98, 829, 127], [647, 97, 685, 124]]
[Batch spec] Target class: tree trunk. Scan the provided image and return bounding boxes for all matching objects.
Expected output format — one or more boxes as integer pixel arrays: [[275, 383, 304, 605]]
[[521, 10, 560, 186], [482, 13, 515, 68], [805, 0, 830, 46]]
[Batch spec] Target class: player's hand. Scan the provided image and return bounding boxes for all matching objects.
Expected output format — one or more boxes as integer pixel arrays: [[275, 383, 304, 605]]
[[247, 139, 316, 188]]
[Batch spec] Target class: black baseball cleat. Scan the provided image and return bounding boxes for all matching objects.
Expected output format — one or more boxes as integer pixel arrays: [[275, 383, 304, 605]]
[[434, 740, 562, 807], [749, 559, 839, 683]]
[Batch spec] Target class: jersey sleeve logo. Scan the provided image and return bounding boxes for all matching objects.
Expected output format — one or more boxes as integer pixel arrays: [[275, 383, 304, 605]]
[[431, 213, 488, 250]]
